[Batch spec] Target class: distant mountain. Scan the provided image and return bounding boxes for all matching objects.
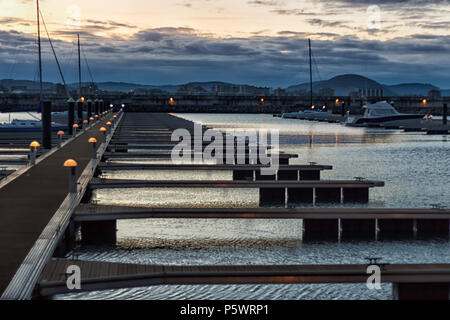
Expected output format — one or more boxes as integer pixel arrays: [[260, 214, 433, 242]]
[[285, 74, 445, 97], [0, 76, 447, 96], [72, 81, 237, 93], [0, 79, 55, 90], [286, 74, 396, 96], [385, 83, 440, 96]]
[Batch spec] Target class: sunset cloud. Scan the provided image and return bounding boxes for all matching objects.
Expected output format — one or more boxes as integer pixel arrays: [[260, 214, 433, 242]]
[[0, 0, 449, 88]]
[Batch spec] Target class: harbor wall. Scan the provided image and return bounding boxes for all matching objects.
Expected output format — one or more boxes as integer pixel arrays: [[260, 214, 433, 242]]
[[1, 93, 449, 114]]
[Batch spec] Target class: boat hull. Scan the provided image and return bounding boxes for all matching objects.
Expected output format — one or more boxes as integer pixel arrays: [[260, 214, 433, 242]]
[[351, 114, 424, 126]]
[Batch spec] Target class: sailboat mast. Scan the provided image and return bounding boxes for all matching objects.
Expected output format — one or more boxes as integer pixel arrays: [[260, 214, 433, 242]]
[[37, 0, 43, 105], [308, 38, 313, 108], [78, 34, 81, 98]]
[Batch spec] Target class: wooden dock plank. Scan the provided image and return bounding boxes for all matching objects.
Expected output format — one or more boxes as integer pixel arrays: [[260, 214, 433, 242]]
[[36, 258, 450, 297], [88, 178, 385, 189], [97, 163, 333, 171], [73, 205, 450, 221]]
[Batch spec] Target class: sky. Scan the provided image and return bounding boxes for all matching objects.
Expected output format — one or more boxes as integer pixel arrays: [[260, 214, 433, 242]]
[[0, 0, 449, 88]]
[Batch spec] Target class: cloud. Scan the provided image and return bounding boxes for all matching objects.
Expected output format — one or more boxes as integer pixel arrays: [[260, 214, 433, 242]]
[[247, 0, 282, 6], [1, 18, 449, 88]]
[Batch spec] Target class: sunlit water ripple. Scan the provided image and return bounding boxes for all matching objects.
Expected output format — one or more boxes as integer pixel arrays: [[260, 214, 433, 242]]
[[57, 114, 450, 300]]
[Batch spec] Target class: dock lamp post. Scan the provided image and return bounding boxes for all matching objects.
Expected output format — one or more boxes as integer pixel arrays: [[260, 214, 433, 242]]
[[83, 120, 88, 130], [89, 138, 98, 160], [444, 103, 448, 125], [29, 141, 40, 166], [95, 114, 99, 121], [73, 124, 79, 137], [64, 159, 78, 194], [100, 127, 107, 143], [106, 121, 112, 134], [57, 131, 65, 148]]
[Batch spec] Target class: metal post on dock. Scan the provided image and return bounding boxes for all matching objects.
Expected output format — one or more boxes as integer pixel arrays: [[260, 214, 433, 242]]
[[100, 127, 107, 143], [57, 131, 64, 148], [77, 98, 84, 128], [89, 138, 98, 159], [99, 99, 104, 114], [67, 98, 75, 136], [444, 103, 448, 125], [29, 141, 40, 166], [95, 99, 99, 116], [83, 120, 88, 130], [42, 101, 52, 150], [73, 124, 79, 137], [87, 99, 93, 120], [64, 159, 78, 194], [106, 121, 112, 134]]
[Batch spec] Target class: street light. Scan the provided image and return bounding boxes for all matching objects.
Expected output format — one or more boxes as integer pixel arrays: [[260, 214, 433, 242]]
[[73, 123, 79, 136], [63, 159, 78, 194], [29, 141, 40, 166], [88, 137, 98, 159], [100, 126, 107, 142], [57, 131, 64, 148]]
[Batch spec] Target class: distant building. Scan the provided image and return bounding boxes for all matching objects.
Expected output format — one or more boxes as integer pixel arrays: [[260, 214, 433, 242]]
[[428, 89, 441, 99], [81, 84, 98, 95], [55, 83, 66, 96], [273, 88, 287, 96], [288, 89, 308, 96], [177, 85, 208, 95], [0, 85, 8, 93], [213, 84, 270, 96], [133, 88, 167, 96], [357, 87, 383, 98], [317, 87, 335, 98]]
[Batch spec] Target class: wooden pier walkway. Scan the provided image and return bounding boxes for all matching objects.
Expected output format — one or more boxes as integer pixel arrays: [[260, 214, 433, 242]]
[[0, 114, 114, 296]]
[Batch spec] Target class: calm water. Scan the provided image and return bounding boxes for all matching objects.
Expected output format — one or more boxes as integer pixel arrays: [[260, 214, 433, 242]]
[[58, 113, 450, 300]]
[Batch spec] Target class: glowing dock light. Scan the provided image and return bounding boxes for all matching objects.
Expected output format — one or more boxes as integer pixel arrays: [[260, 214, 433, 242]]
[[72, 123, 79, 136], [64, 159, 78, 194], [57, 131, 64, 148], [100, 126, 107, 142], [169, 97, 175, 105], [89, 137, 98, 159], [422, 99, 428, 105], [29, 141, 40, 166]]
